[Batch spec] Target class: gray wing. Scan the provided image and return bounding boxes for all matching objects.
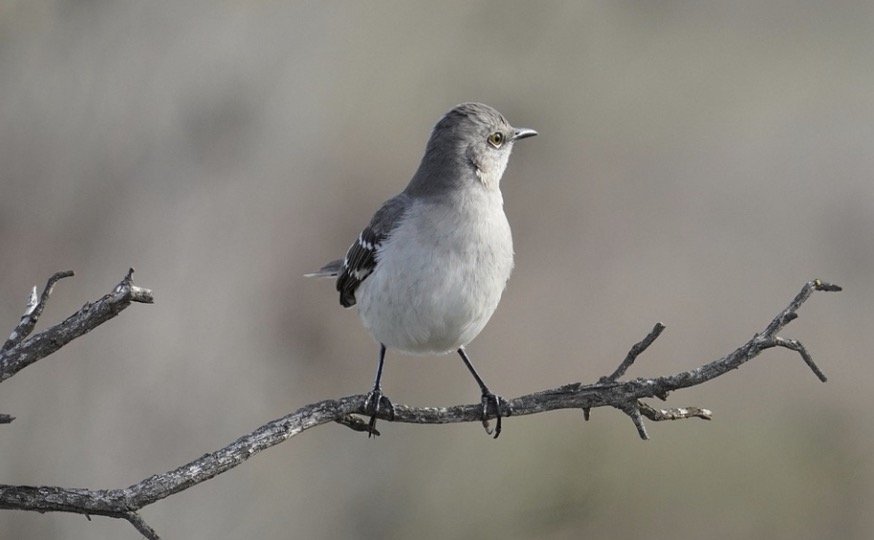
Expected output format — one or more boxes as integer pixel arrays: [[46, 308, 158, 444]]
[[336, 193, 411, 307]]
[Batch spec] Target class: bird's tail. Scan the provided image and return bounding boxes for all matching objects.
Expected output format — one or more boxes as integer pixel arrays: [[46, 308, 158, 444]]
[[304, 259, 343, 278]]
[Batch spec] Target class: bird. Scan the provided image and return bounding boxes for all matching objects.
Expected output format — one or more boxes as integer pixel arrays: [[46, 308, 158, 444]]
[[307, 102, 536, 438]]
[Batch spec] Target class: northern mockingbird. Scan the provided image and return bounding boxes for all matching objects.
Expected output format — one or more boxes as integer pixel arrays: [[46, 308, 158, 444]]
[[308, 102, 536, 438]]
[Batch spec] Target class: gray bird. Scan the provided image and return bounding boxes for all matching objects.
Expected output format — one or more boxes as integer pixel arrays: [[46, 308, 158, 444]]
[[308, 102, 536, 438]]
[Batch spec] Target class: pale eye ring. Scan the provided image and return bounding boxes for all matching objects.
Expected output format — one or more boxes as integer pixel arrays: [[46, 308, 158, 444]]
[[487, 131, 505, 148]]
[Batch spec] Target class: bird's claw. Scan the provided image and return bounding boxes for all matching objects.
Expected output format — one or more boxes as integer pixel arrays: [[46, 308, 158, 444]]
[[480, 392, 506, 439], [363, 387, 395, 438]]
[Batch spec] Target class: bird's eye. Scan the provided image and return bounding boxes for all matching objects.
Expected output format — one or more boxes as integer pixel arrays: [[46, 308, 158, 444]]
[[487, 131, 505, 148]]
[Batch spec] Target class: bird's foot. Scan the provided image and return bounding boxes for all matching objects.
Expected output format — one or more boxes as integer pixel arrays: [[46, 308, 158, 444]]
[[363, 387, 395, 438], [480, 392, 508, 439]]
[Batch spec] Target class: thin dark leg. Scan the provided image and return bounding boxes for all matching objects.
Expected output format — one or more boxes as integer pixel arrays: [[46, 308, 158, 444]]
[[457, 347, 504, 438], [373, 343, 387, 389], [363, 344, 394, 437]]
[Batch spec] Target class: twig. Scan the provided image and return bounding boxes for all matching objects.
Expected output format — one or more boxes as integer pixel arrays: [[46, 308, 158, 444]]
[[2, 270, 74, 352], [603, 322, 666, 383], [124, 512, 160, 540], [0, 268, 154, 383], [638, 402, 712, 422], [0, 279, 839, 539]]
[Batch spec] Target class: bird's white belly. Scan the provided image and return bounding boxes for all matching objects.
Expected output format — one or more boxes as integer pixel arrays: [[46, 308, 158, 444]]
[[356, 197, 513, 355]]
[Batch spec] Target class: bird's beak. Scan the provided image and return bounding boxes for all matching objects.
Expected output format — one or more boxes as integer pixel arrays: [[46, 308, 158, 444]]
[[512, 128, 538, 141]]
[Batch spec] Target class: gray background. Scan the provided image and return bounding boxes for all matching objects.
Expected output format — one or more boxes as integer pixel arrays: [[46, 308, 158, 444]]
[[1, 2, 871, 539]]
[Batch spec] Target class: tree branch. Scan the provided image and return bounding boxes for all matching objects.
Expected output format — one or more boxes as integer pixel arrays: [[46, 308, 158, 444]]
[[2, 270, 74, 352], [0, 268, 154, 385], [0, 277, 840, 539]]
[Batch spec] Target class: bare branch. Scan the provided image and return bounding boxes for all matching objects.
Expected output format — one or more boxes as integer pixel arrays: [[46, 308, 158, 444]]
[[2, 270, 74, 352], [770, 336, 827, 382], [638, 402, 712, 422], [124, 512, 160, 540], [603, 322, 666, 383], [0, 269, 154, 383], [0, 279, 839, 538], [620, 401, 649, 439]]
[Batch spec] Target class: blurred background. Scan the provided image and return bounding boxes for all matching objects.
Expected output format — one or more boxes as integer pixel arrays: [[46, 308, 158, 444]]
[[1, 1, 871, 538]]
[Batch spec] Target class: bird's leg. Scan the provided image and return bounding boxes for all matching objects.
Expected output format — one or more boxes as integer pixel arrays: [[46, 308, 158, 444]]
[[363, 343, 394, 437], [457, 347, 505, 439]]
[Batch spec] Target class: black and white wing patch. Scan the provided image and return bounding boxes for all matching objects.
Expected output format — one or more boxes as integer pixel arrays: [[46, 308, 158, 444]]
[[337, 228, 380, 307], [336, 194, 410, 308]]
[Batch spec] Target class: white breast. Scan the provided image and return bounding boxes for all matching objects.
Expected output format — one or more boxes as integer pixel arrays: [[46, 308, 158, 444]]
[[356, 190, 514, 354]]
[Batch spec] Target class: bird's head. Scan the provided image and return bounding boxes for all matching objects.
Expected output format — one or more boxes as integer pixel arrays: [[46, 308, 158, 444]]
[[410, 102, 537, 194]]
